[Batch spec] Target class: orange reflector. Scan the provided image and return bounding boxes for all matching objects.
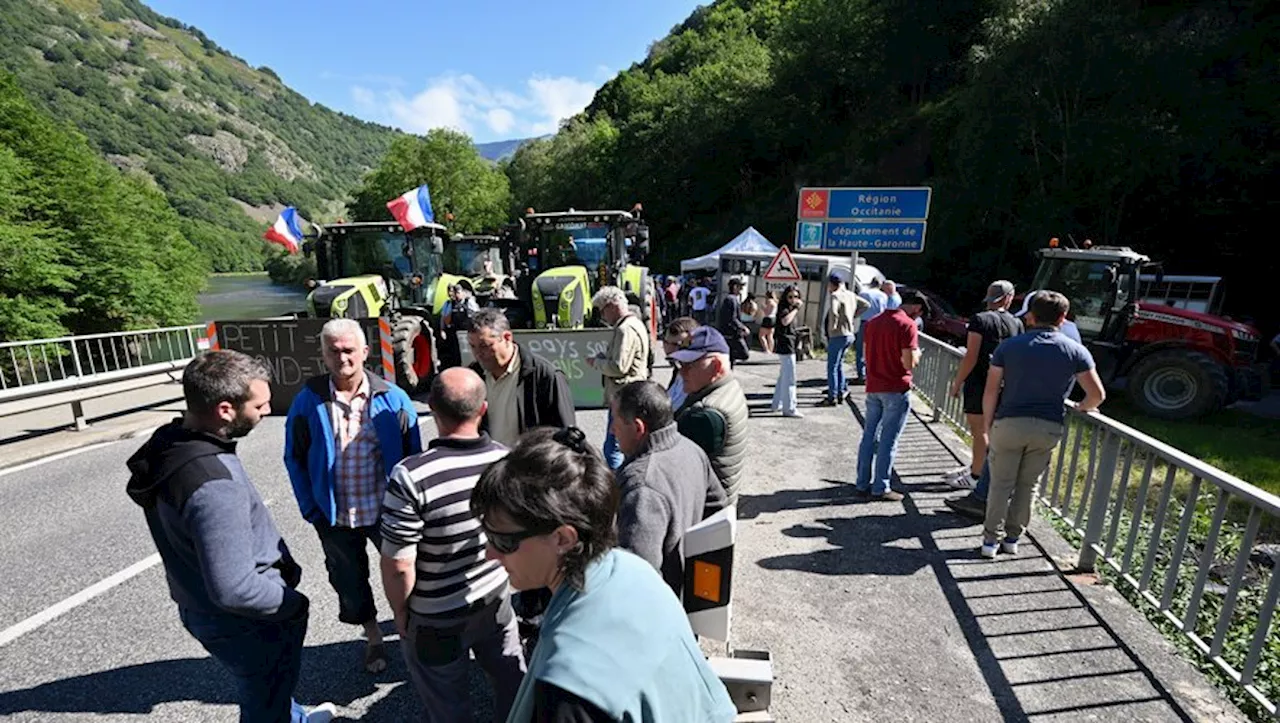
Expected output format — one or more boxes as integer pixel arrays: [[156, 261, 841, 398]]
[[692, 561, 722, 603]]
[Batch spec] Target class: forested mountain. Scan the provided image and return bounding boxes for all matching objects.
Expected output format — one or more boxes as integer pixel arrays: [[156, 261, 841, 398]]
[[1, 72, 204, 341], [0, 0, 401, 272], [506, 0, 1278, 327]]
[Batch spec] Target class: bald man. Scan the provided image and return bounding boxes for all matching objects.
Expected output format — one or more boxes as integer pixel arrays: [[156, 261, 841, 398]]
[[379, 367, 525, 721]]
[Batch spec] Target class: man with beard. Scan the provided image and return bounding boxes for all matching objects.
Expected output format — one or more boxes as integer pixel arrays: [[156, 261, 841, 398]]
[[126, 350, 336, 722]]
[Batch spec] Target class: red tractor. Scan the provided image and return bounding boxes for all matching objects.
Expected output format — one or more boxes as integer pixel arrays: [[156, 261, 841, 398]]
[[1031, 242, 1265, 419]]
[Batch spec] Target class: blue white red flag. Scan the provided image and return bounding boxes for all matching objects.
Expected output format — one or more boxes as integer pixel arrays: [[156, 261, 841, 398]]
[[263, 207, 304, 254], [387, 184, 435, 231]]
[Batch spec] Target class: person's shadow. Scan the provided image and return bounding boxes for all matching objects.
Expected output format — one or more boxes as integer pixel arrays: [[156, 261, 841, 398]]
[[0, 635, 494, 721]]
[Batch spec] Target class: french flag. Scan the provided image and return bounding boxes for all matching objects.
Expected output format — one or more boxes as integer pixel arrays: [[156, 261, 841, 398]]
[[263, 207, 304, 254], [387, 184, 435, 231]]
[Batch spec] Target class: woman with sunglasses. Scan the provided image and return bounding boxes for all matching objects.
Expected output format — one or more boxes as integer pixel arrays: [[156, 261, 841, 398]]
[[771, 286, 804, 418], [472, 427, 736, 723]]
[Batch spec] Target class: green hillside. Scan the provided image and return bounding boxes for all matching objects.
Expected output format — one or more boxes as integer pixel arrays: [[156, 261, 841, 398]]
[[0, 0, 402, 272], [506, 0, 1278, 328]]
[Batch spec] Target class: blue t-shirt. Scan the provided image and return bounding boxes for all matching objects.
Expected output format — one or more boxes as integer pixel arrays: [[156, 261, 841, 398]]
[[992, 329, 1094, 424], [859, 289, 888, 321]]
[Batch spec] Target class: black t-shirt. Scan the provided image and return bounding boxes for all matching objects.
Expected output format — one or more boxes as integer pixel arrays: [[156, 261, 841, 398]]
[[966, 309, 1023, 385], [775, 299, 798, 356], [534, 681, 613, 722]]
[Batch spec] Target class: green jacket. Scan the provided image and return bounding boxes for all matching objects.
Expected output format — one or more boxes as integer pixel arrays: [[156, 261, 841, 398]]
[[675, 373, 749, 507]]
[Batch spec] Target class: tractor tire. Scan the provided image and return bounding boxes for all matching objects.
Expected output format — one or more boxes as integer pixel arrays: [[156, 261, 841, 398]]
[[391, 314, 434, 393], [1127, 350, 1229, 420]]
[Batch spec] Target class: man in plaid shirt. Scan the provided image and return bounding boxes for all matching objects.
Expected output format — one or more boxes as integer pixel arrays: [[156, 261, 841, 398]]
[[285, 319, 422, 674]]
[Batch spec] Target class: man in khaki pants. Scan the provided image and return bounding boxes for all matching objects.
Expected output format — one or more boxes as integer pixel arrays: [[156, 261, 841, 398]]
[[981, 291, 1105, 559]]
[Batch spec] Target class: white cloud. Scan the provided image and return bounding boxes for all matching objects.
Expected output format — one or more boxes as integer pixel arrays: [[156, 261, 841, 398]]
[[350, 72, 600, 140], [486, 108, 517, 135]]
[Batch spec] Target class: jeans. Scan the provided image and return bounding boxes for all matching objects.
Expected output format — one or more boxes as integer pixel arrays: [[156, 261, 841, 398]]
[[771, 353, 798, 414], [853, 326, 867, 379], [402, 597, 526, 723], [856, 391, 911, 495], [314, 522, 380, 625], [826, 335, 852, 400], [603, 408, 624, 470], [180, 605, 309, 723], [973, 459, 991, 501]]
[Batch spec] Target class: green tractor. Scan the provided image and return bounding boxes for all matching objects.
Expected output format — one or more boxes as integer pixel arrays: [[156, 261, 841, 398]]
[[302, 220, 447, 391], [518, 207, 654, 333], [430, 232, 520, 311]]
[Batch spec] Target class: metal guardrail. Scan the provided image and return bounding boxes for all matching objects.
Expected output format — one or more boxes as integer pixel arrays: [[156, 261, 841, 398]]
[[912, 332, 1279, 716], [0, 326, 205, 427]]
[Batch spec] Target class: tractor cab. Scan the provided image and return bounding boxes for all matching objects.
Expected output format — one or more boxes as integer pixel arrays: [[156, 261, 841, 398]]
[[1029, 240, 1263, 419], [305, 221, 446, 319], [520, 207, 652, 329], [432, 233, 520, 310]]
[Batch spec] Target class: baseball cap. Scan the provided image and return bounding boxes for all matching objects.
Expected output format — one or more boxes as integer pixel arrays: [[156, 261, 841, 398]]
[[669, 326, 730, 363], [828, 273, 842, 284], [984, 280, 1015, 304]]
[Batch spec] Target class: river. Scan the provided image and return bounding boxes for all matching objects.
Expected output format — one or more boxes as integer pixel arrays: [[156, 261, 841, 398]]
[[197, 274, 308, 322]]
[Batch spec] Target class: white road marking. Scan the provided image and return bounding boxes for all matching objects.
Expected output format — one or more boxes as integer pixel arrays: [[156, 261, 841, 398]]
[[0, 441, 118, 479], [0, 553, 162, 647]]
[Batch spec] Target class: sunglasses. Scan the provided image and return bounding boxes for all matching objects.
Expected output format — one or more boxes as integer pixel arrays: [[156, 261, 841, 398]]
[[482, 523, 551, 554]]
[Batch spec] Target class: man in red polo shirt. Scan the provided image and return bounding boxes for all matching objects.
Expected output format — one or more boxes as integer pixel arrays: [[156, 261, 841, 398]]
[[855, 291, 927, 501]]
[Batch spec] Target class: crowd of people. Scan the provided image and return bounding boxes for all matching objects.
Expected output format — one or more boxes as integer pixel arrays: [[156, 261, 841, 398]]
[[124, 264, 1107, 721], [126, 287, 750, 723]]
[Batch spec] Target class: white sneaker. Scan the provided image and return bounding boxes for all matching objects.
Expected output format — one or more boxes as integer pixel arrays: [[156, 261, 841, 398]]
[[307, 703, 338, 723], [946, 472, 979, 491], [939, 466, 970, 482], [980, 541, 998, 559], [1001, 539, 1019, 555], [783, 410, 805, 418]]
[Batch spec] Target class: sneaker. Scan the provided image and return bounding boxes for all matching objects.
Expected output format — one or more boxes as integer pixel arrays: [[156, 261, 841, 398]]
[[980, 541, 998, 559], [872, 490, 905, 502], [783, 410, 805, 418], [853, 488, 872, 500], [816, 397, 837, 407], [944, 494, 986, 521], [945, 473, 980, 491], [307, 703, 338, 723], [1001, 539, 1019, 555], [939, 465, 970, 482]]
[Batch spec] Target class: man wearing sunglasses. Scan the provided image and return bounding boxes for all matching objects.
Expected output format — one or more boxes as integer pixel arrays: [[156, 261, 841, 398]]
[[379, 367, 525, 721]]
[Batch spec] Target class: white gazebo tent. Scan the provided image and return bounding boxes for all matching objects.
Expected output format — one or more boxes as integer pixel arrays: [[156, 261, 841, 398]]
[[680, 226, 779, 273]]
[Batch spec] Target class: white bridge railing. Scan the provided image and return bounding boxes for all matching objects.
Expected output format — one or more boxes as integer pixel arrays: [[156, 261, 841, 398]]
[[912, 332, 1279, 717], [0, 325, 207, 429]]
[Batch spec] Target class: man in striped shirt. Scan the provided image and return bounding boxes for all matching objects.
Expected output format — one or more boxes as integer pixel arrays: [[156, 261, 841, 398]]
[[379, 367, 525, 721]]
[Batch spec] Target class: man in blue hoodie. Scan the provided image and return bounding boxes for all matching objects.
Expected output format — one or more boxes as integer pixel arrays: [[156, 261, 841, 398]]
[[284, 318, 422, 674], [126, 350, 334, 723]]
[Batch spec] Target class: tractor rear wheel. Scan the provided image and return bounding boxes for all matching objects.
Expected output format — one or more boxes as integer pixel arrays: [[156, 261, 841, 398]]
[[1127, 350, 1229, 420], [391, 314, 433, 393]]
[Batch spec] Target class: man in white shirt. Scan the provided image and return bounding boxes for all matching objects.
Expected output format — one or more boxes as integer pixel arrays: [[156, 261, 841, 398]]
[[690, 279, 711, 325]]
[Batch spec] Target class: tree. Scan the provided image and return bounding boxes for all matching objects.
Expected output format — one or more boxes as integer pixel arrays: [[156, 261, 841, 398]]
[[350, 129, 511, 233]]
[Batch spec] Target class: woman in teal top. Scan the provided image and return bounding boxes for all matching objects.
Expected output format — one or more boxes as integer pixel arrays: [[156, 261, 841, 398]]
[[471, 426, 737, 723]]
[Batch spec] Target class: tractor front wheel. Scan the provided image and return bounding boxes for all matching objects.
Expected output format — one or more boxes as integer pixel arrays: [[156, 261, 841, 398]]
[[391, 314, 434, 393]]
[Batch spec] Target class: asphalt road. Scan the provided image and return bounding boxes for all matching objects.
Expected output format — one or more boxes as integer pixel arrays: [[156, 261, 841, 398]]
[[0, 357, 1246, 722]]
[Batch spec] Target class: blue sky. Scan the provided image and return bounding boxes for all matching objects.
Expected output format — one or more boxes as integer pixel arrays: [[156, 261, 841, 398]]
[[146, 0, 703, 143]]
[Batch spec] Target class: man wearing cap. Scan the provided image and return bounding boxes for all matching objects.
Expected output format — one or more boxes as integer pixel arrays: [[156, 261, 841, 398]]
[[822, 274, 870, 406], [941, 281, 1023, 491], [716, 277, 751, 367], [855, 291, 927, 501], [672, 327, 749, 508]]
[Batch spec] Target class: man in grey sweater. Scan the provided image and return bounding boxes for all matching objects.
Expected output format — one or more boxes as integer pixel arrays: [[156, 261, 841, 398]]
[[126, 350, 334, 723], [612, 380, 727, 597]]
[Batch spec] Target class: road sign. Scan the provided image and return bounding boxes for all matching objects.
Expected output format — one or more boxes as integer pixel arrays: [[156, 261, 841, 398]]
[[795, 186, 931, 254], [763, 246, 801, 282]]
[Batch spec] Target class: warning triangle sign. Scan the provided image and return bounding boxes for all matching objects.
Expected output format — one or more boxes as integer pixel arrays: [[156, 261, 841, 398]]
[[763, 246, 802, 282]]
